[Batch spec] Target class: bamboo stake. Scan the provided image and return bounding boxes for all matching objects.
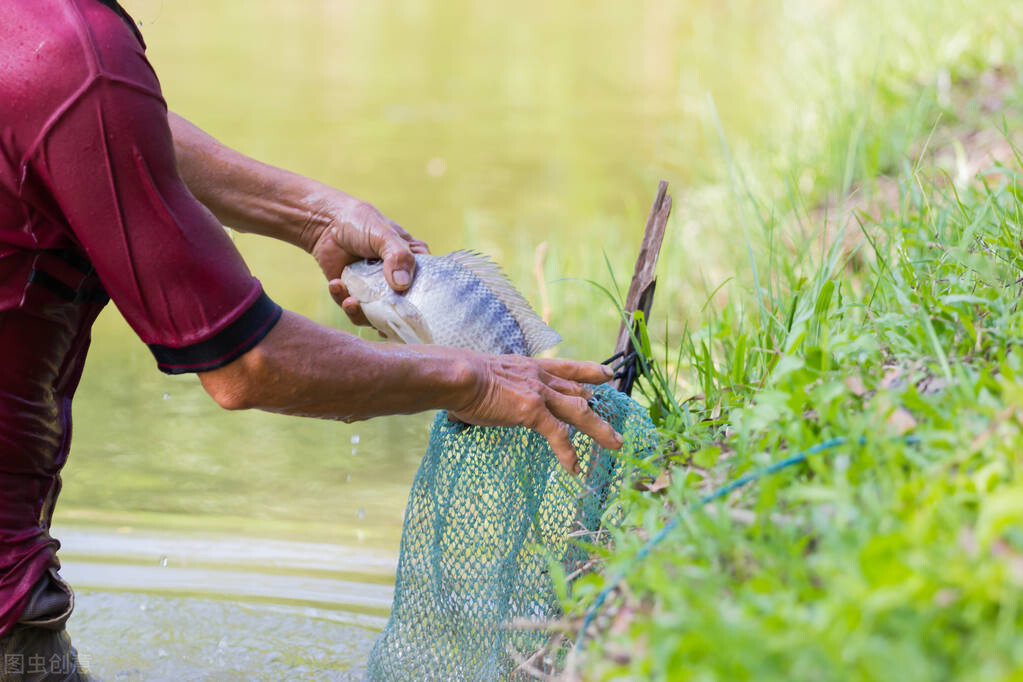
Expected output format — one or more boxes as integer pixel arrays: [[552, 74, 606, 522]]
[[558, 183, 673, 677], [578, 181, 673, 523], [613, 180, 672, 395]]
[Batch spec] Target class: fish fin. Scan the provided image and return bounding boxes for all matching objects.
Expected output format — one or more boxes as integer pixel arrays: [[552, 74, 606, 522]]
[[445, 250, 562, 356], [363, 296, 434, 346]]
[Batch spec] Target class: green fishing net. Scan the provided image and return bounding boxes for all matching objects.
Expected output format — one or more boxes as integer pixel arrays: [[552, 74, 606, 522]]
[[366, 383, 656, 681]]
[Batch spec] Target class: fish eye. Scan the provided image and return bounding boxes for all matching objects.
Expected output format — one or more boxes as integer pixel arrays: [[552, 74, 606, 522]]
[[366, 258, 382, 265]]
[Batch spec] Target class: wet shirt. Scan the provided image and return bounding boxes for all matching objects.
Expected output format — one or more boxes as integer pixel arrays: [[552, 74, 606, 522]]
[[0, 0, 282, 634]]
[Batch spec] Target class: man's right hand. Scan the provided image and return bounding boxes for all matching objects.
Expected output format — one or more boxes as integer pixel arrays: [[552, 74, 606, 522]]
[[449, 354, 623, 473], [304, 192, 429, 328]]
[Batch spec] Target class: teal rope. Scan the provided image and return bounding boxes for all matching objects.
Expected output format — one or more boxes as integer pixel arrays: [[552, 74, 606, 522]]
[[573, 435, 918, 651]]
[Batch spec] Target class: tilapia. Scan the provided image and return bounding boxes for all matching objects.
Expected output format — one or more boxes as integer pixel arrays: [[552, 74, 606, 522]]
[[340, 250, 561, 356]]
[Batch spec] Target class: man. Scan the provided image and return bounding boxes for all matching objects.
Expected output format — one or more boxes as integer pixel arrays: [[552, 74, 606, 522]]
[[0, 0, 622, 678]]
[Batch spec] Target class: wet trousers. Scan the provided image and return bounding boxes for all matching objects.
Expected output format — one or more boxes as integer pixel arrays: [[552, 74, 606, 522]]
[[0, 571, 89, 681]]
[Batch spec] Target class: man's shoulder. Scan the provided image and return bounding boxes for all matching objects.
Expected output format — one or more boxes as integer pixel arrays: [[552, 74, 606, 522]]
[[0, 0, 160, 158], [0, 1, 90, 107]]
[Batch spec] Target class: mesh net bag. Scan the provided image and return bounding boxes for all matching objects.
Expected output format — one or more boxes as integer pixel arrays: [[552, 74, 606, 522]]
[[366, 383, 657, 681]]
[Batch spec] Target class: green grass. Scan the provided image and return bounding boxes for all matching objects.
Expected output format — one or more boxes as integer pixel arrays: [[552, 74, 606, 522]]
[[649, 0, 1023, 336], [561, 64, 1023, 682]]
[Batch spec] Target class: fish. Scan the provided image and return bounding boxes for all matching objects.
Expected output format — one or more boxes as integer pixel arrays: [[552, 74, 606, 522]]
[[340, 250, 561, 356]]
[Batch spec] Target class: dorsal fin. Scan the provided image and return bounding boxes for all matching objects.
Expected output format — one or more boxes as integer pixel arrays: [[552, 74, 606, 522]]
[[445, 250, 562, 356]]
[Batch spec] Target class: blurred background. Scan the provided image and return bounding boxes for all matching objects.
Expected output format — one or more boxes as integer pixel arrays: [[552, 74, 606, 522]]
[[56, 0, 1021, 678]]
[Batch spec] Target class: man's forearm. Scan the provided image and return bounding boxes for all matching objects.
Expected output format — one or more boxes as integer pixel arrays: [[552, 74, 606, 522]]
[[199, 311, 476, 421], [199, 311, 621, 471], [169, 112, 333, 252], [169, 111, 423, 305]]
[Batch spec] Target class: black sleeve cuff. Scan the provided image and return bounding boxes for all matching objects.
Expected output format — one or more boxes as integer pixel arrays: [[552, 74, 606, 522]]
[[148, 292, 283, 375]]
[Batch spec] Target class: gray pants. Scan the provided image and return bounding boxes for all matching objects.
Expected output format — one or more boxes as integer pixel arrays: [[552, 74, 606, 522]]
[[0, 570, 89, 681]]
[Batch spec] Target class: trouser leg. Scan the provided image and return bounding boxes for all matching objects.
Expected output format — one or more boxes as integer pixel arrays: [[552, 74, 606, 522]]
[[0, 570, 91, 681]]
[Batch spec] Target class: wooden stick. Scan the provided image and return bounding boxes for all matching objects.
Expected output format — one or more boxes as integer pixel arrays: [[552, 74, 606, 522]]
[[576, 181, 673, 528], [557, 186, 673, 673], [614, 181, 672, 394]]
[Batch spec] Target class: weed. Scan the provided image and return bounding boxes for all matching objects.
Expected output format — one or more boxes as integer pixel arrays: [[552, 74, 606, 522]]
[[564, 65, 1023, 682]]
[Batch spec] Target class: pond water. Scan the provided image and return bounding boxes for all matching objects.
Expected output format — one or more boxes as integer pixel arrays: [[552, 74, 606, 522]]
[[54, 0, 916, 677], [60, 526, 390, 679]]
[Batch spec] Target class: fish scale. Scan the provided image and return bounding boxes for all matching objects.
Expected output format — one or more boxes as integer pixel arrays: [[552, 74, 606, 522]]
[[406, 256, 528, 355], [339, 250, 560, 357]]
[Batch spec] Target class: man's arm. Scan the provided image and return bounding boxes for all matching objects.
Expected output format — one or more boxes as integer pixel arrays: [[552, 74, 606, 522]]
[[168, 112, 328, 252], [199, 310, 621, 473], [37, 91, 620, 472], [168, 113, 623, 470], [30, 15, 621, 473], [169, 112, 421, 325]]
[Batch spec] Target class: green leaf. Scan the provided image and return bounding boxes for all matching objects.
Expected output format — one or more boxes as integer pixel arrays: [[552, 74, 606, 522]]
[[692, 446, 721, 469]]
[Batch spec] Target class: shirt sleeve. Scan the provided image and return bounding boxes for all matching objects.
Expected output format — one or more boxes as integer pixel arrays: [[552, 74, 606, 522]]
[[29, 63, 281, 374]]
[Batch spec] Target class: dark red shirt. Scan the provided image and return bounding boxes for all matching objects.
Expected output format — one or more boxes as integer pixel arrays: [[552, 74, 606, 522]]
[[0, 0, 281, 633]]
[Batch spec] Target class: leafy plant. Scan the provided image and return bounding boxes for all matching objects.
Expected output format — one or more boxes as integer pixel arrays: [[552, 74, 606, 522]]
[[564, 75, 1023, 682]]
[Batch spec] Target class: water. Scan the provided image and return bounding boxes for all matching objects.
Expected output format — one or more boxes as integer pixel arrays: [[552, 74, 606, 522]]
[[59, 526, 391, 679], [53, 0, 945, 676], [70, 593, 371, 681]]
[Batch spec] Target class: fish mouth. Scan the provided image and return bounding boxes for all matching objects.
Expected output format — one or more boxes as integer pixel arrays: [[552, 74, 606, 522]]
[[340, 264, 386, 303]]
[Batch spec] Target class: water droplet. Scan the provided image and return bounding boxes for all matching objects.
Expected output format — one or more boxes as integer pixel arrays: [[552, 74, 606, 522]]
[[158, 555, 168, 567], [425, 156, 447, 178], [356, 507, 366, 520], [162, 393, 170, 400], [350, 434, 360, 445], [345, 473, 352, 482], [351, 446, 358, 456], [157, 648, 168, 658], [139, 603, 147, 611]]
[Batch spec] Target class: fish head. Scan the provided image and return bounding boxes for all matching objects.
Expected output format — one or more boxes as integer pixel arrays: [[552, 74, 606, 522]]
[[339, 258, 434, 345], [340, 259, 390, 304]]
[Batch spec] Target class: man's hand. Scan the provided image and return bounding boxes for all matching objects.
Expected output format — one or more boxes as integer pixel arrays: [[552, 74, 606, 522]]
[[306, 194, 429, 327], [450, 354, 623, 473]]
